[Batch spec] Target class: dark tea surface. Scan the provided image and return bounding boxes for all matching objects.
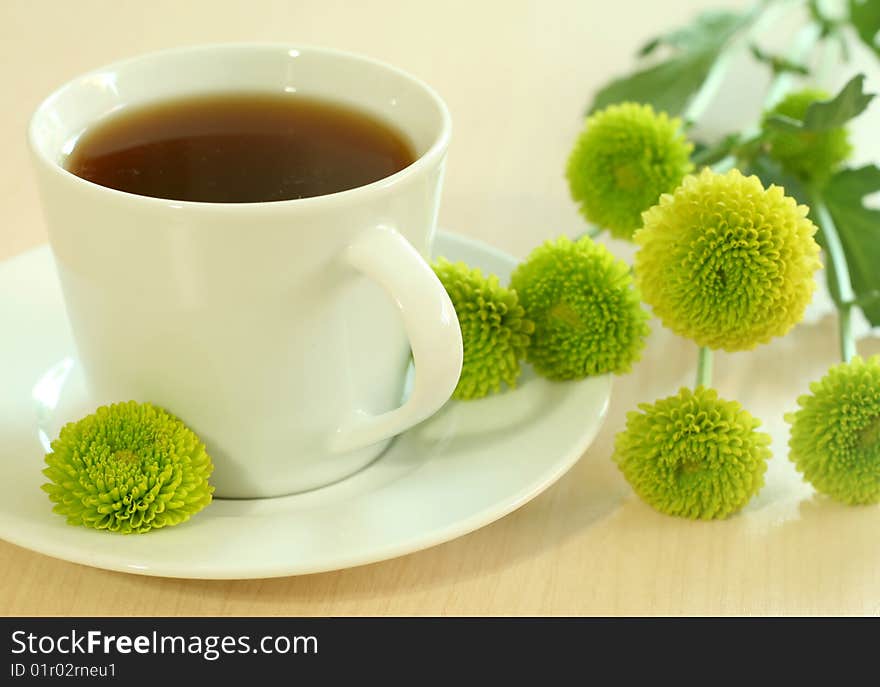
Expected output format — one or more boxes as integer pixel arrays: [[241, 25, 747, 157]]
[[64, 92, 416, 202]]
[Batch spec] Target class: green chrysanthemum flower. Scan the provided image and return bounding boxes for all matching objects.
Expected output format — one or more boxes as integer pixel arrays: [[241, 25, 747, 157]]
[[566, 102, 694, 240], [42, 401, 214, 533], [635, 168, 821, 351], [786, 356, 880, 504], [613, 387, 771, 519], [433, 258, 534, 400], [509, 235, 650, 380], [762, 89, 852, 183]]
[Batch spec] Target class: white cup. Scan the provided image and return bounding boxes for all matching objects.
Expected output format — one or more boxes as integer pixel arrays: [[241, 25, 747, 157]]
[[29, 44, 463, 498]]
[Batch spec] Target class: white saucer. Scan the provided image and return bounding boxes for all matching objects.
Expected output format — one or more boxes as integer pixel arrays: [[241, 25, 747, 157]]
[[0, 231, 611, 579]]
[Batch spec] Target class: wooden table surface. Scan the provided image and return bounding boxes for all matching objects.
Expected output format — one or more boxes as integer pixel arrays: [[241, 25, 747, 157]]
[[2, 0, 879, 616]]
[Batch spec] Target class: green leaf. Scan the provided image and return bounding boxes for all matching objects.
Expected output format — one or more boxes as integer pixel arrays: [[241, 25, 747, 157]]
[[639, 11, 746, 55], [763, 74, 875, 133], [749, 44, 810, 75], [590, 51, 719, 116], [803, 74, 874, 128], [849, 0, 880, 59], [818, 165, 880, 325], [590, 10, 748, 116]]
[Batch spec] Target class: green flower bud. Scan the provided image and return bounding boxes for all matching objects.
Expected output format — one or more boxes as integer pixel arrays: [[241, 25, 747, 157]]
[[567, 102, 693, 240], [613, 387, 771, 520], [510, 235, 650, 380], [42, 401, 214, 533], [787, 356, 880, 505], [433, 258, 534, 400], [635, 168, 821, 351], [763, 88, 852, 184]]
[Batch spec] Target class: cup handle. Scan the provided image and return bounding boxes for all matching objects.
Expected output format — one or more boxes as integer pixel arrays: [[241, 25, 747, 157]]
[[330, 224, 463, 453]]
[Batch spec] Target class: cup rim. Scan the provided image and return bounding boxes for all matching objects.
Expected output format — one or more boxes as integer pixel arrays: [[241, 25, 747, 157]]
[[28, 42, 452, 211]]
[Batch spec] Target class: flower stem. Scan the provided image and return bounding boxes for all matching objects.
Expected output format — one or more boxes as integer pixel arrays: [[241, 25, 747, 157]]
[[683, 50, 735, 126], [696, 346, 714, 388], [691, 4, 814, 171], [812, 193, 857, 363], [838, 304, 856, 363], [683, 0, 791, 126], [763, 22, 822, 108]]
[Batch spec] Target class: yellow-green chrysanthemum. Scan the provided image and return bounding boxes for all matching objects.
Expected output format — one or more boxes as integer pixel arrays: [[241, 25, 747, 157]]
[[635, 168, 821, 351], [509, 235, 650, 380], [566, 102, 694, 240], [762, 89, 852, 184], [786, 356, 880, 504], [42, 401, 214, 533], [434, 258, 534, 400], [613, 387, 771, 519]]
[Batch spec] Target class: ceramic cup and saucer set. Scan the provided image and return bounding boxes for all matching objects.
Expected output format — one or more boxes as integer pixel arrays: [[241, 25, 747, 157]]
[[0, 44, 610, 578]]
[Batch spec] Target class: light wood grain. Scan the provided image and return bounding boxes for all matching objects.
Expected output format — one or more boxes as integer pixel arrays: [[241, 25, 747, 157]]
[[2, 0, 879, 616]]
